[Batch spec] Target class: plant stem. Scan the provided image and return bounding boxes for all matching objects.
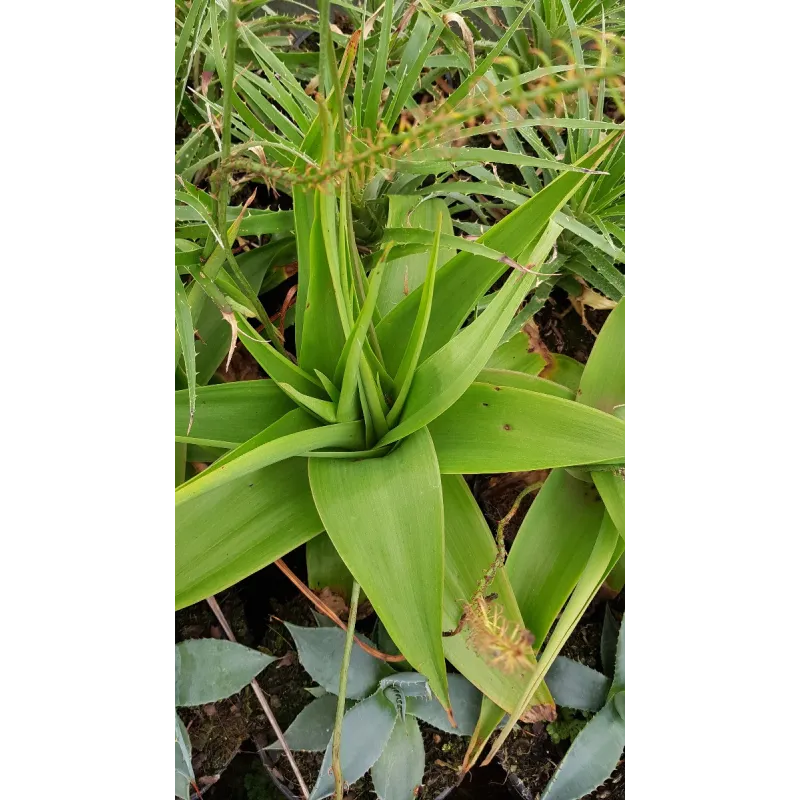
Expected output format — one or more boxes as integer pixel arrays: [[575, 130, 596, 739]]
[[206, 595, 310, 799], [333, 581, 360, 800], [275, 559, 405, 662]]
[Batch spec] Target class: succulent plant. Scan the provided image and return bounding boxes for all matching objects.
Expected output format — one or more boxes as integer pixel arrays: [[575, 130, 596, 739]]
[[274, 621, 483, 800], [174, 638, 277, 799], [541, 608, 625, 800]]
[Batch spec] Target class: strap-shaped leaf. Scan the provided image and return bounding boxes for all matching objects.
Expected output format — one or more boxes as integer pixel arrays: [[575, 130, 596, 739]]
[[306, 533, 353, 597], [430, 384, 625, 474], [309, 691, 398, 800], [477, 368, 575, 400], [336, 257, 386, 422], [296, 189, 348, 379], [308, 428, 450, 711], [175, 639, 275, 706], [376, 134, 621, 374], [284, 623, 389, 699], [379, 224, 560, 446], [578, 297, 625, 415], [175, 414, 364, 506], [593, 470, 625, 539], [278, 382, 338, 424], [506, 469, 605, 644], [545, 657, 610, 712], [377, 197, 454, 317], [371, 714, 425, 800], [176, 415, 324, 609], [463, 467, 604, 768], [540, 702, 624, 800], [386, 215, 443, 427], [483, 513, 622, 763], [175, 269, 197, 434], [237, 315, 327, 399], [440, 475, 554, 717]]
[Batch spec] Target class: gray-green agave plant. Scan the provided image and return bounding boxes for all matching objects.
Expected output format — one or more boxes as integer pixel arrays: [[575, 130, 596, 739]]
[[274, 621, 482, 800], [174, 638, 277, 799], [541, 609, 625, 800]]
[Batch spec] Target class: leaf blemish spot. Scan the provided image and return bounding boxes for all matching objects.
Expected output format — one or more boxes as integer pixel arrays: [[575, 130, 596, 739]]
[[482, 402, 488, 407], [503, 424, 511, 431], [493, 386, 501, 391]]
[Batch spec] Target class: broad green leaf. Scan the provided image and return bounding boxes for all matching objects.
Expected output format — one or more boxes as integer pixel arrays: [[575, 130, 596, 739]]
[[580, 298, 624, 533], [175, 639, 275, 706], [484, 513, 622, 763], [540, 702, 624, 800], [406, 673, 481, 736], [371, 714, 425, 800], [477, 368, 575, 400], [544, 354, 585, 392], [545, 657, 610, 712], [463, 467, 604, 769], [430, 384, 625, 474], [578, 297, 624, 414], [309, 428, 450, 710], [440, 475, 554, 717], [380, 224, 560, 446], [506, 469, 604, 644], [237, 315, 327, 399], [175, 381, 296, 444], [592, 470, 625, 539], [487, 332, 547, 375], [175, 269, 197, 433], [175, 415, 363, 505], [278, 382, 339, 424], [310, 691, 398, 800], [266, 693, 340, 752], [180, 409, 318, 484], [298, 190, 348, 379], [377, 197, 454, 317], [284, 623, 389, 699], [376, 135, 621, 374], [306, 533, 354, 597], [176, 415, 324, 609]]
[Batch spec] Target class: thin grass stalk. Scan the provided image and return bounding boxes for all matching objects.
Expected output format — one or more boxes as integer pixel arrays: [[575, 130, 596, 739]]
[[333, 581, 361, 800]]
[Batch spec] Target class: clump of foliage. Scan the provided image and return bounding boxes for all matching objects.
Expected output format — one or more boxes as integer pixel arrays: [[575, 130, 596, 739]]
[[175, 0, 625, 786], [272, 621, 482, 800]]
